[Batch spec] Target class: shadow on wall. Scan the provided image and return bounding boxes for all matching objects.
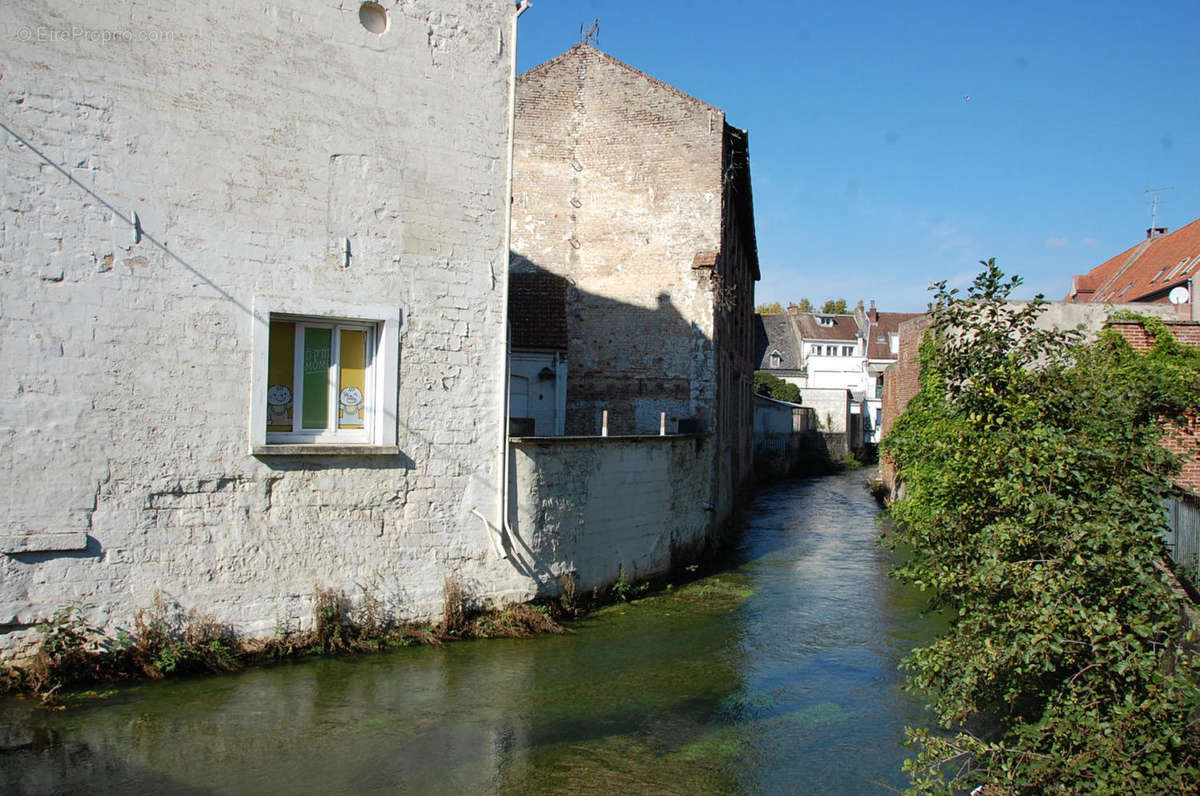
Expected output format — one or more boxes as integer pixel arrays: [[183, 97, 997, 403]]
[[510, 256, 714, 436], [753, 431, 847, 480], [501, 434, 716, 599]]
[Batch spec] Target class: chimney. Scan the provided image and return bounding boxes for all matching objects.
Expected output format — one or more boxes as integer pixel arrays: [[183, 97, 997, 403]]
[[1147, 227, 1168, 239], [869, 299, 878, 322]]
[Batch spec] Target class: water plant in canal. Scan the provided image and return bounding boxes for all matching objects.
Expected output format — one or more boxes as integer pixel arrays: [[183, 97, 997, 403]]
[[883, 260, 1200, 793]]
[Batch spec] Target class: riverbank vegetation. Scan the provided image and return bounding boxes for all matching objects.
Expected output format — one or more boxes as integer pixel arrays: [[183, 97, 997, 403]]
[[1, 559, 736, 706], [0, 583, 567, 705], [883, 260, 1200, 792]]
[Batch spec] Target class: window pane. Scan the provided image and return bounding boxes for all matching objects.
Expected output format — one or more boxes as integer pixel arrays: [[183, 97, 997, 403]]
[[302, 327, 332, 429], [267, 321, 295, 431], [338, 328, 367, 429]]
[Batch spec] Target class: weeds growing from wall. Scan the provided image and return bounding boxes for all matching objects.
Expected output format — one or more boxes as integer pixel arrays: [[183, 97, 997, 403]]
[[440, 577, 468, 636], [25, 603, 102, 700], [559, 571, 578, 616], [129, 593, 237, 678], [612, 565, 649, 602], [5, 563, 732, 703]]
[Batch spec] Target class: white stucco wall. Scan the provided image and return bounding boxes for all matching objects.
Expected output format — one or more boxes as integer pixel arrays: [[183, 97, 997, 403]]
[[0, 0, 528, 653], [804, 354, 869, 394], [802, 388, 852, 434], [508, 436, 715, 593]]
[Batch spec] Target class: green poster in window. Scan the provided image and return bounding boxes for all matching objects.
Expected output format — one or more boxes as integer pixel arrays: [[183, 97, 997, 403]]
[[302, 327, 331, 429]]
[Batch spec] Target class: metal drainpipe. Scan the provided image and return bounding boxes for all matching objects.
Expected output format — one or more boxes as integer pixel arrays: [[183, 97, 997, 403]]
[[474, 0, 532, 559]]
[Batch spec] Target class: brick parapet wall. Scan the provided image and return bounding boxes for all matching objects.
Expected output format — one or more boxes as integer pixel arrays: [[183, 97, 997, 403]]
[[1106, 320, 1200, 351], [1108, 321, 1200, 493], [879, 315, 930, 493]]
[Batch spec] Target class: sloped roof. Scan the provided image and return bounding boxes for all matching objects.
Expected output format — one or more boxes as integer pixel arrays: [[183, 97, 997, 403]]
[[1067, 217, 1200, 303], [509, 272, 568, 350], [754, 313, 801, 370], [793, 312, 861, 342], [866, 312, 922, 359], [520, 43, 722, 115]]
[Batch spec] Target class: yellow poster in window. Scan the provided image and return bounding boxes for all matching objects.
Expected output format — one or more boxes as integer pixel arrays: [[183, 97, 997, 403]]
[[338, 329, 366, 429], [267, 321, 295, 432]]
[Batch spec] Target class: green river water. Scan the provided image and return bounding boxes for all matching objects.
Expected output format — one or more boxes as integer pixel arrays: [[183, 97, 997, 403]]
[[0, 470, 939, 794]]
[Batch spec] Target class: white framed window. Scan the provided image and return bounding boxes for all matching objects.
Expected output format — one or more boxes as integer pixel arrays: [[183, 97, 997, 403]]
[[769, 350, 783, 368], [250, 297, 400, 453]]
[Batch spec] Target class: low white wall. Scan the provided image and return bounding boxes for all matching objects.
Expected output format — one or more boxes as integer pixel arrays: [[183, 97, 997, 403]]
[[508, 435, 715, 593], [802, 388, 851, 433]]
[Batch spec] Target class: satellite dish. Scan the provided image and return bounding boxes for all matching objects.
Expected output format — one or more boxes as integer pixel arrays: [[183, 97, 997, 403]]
[[1168, 286, 1190, 304]]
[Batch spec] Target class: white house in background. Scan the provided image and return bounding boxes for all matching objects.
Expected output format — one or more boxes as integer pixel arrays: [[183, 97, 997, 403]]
[[785, 302, 920, 444], [861, 304, 922, 443], [793, 311, 864, 390]]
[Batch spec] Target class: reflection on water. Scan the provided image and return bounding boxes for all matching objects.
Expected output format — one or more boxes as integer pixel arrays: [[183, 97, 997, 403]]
[[0, 470, 938, 795]]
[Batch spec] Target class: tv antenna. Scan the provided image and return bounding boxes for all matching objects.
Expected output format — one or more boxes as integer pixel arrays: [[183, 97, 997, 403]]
[[580, 19, 599, 47], [1145, 185, 1174, 234]]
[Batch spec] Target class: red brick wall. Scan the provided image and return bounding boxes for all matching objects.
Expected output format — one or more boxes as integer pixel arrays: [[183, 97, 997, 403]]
[[879, 315, 930, 493], [1108, 321, 1200, 494], [1106, 320, 1200, 351]]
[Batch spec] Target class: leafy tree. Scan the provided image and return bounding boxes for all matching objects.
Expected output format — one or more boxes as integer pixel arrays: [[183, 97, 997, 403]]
[[820, 298, 848, 314], [753, 371, 801, 403], [883, 260, 1200, 793], [795, 298, 813, 312], [755, 302, 783, 314]]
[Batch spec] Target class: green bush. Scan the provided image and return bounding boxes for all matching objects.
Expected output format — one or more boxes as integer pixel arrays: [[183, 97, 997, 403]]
[[883, 260, 1200, 792], [753, 371, 801, 403]]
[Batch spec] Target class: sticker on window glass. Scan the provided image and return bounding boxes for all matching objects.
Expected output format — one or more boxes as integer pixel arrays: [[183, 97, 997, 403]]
[[339, 386, 364, 428], [267, 321, 295, 431], [267, 385, 293, 429], [302, 327, 332, 429], [338, 329, 367, 429]]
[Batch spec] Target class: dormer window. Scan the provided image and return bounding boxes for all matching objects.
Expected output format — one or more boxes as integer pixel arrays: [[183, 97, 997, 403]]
[[769, 350, 783, 368], [818, 316, 835, 327], [1167, 256, 1196, 281]]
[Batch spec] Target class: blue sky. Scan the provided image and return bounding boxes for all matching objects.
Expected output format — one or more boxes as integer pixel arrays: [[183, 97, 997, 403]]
[[515, 0, 1199, 312]]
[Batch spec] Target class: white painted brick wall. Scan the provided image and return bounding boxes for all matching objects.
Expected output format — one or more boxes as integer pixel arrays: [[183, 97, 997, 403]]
[[0, 0, 531, 653]]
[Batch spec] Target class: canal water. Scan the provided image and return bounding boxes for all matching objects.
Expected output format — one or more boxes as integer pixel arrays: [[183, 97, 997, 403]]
[[0, 470, 938, 794]]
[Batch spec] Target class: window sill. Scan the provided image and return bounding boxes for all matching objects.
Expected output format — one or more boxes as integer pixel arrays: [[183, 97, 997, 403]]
[[2, 533, 89, 555], [251, 444, 403, 457]]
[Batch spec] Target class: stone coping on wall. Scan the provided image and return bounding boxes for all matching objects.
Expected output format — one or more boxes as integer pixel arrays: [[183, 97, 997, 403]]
[[250, 445, 403, 456], [510, 433, 711, 444], [1, 533, 89, 554]]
